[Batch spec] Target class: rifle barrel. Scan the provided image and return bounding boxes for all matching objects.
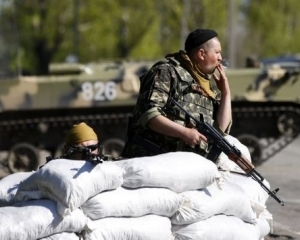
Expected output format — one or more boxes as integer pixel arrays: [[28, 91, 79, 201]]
[[170, 98, 285, 206]]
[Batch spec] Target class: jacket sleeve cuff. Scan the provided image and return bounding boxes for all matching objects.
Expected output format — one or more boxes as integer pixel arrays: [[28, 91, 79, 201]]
[[138, 107, 162, 127], [213, 119, 232, 136]]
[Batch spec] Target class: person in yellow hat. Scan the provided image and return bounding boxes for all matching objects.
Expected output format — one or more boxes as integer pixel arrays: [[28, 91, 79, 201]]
[[63, 122, 99, 160]]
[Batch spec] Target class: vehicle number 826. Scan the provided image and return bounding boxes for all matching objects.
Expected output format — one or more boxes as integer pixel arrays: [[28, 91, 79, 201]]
[[81, 81, 116, 101]]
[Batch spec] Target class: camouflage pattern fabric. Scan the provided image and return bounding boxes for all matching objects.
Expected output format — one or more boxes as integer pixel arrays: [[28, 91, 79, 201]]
[[122, 56, 223, 159]]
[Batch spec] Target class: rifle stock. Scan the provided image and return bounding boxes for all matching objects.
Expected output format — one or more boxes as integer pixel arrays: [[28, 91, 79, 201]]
[[171, 98, 284, 206]]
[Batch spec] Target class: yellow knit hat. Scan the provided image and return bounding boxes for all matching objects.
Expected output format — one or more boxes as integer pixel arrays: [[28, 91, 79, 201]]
[[65, 122, 98, 147]]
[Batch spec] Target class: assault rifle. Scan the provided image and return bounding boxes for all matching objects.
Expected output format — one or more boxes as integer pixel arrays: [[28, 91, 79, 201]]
[[46, 144, 111, 165], [171, 98, 284, 206]]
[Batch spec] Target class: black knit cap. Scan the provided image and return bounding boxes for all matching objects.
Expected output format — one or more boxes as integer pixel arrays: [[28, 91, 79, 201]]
[[184, 28, 218, 52]]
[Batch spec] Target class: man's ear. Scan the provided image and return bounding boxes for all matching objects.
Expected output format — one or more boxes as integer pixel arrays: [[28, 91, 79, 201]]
[[197, 48, 206, 60]]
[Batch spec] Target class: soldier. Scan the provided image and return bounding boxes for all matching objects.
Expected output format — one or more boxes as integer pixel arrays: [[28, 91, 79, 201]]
[[63, 122, 100, 160], [122, 28, 232, 158]]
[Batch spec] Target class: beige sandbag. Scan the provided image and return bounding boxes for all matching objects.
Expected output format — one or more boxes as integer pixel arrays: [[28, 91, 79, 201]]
[[116, 152, 219, 193], [224, 172, 270, 205], [0, 199, 91, 240], [216, 134, 252, 172], [172, 182, 257, 225], [15, 159, 124, 217], [172, 214, 270, 240], [0, 171, 33, 207], [39, 232, 80, 240], [82, 187, 184, 219], [83, 215, 174, 240]]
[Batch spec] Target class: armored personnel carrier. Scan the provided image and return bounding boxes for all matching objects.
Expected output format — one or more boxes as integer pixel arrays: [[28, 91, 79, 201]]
[[0, 58, 299, 176], [0, 60, 153, 175]]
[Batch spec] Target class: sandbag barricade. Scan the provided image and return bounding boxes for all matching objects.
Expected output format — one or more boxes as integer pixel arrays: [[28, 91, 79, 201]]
[[0, 145, 273, 240]]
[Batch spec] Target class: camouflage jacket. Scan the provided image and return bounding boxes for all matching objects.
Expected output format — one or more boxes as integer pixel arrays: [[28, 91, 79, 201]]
[[122, 56, 229, 158]]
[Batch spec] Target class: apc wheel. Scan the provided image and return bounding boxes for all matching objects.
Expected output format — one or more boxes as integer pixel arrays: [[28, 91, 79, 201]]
[[7, 143, 40, 173], [277, 112, 300, 137], [237, 134, 263, 165], [102, 138, 125, 159]]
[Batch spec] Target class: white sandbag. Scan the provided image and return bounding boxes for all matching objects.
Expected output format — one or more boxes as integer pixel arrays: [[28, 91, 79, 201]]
[[0, 171, 33, 206], [117, 152, 219, 193], [171, 181, 257, 225], [172, 214, 270, 240], [14, 159, 124, 217], [216, 135, 251, 173], [224, 172, 270, 205], [39, 232, 80, 240], [83, 215, 174, 240], [258, 208, 273, 236], [82, 187, 184, 219], [0, 199, 90, 240]]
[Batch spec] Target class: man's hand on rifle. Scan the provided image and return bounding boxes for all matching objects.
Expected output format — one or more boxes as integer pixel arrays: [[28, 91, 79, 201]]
[[181, 126, 207, 148]]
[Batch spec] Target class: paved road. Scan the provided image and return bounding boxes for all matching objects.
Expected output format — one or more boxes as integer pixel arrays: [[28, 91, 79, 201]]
[[258, 136, 300, 239]]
